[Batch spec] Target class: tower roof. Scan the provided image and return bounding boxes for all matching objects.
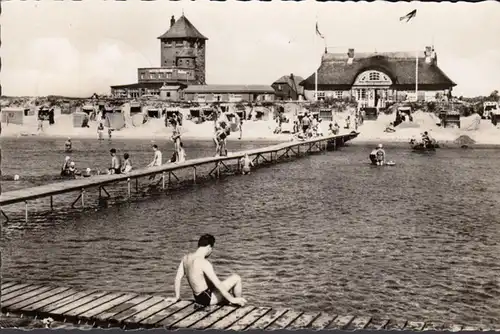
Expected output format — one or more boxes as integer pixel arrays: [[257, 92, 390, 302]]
[[158, 15, 208, 40]]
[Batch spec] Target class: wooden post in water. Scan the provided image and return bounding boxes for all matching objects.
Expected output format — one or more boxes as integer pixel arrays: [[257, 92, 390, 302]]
[[24, 201, 28, 223], [81, 189, 85, 207], [193, 167, 197, 184], [127, 178, 131, 198], [162, 172, 166, 190]]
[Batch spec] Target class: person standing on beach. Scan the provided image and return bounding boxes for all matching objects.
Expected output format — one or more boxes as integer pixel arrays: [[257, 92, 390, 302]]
[[109, 148, 121, 174], [173, 234, 247, 307], [171, 120, 182, 160]]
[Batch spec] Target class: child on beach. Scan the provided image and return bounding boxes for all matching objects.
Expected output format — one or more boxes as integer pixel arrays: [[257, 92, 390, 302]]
[[177, 143, 187, 163], [240, 154, 254, 175]]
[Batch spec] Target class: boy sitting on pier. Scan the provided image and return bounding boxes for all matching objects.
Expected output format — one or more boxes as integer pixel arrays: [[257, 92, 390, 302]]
[[174, 234, 247, 307]]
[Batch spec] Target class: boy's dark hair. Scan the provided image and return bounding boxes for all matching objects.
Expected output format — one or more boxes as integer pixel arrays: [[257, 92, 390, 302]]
[[198, 234, 215, 248], [153, 144, 158, 149], [110, 148, 116, 154], [124, 153, 129, 159]]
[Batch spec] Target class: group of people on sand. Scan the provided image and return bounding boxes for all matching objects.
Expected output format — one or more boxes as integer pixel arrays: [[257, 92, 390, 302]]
[[292, 111, 325, 140]]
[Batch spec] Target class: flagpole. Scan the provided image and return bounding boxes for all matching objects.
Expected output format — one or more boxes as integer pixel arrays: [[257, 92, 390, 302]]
[[314, 22, 318, 102]]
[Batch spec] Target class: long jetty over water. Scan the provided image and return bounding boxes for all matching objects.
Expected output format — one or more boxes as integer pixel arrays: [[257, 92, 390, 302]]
[[0, 281, 492, 331], [0, 132, 358, 222]]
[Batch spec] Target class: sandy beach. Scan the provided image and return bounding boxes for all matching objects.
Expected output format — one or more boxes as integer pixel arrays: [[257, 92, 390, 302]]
[[2, 105, 499, 147]]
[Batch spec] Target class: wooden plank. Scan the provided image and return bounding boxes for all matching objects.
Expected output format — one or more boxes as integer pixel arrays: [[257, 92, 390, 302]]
[[463, 326, 481, 331], [442, 323, 463, 332], [365, 318, 390, 330], [227, 307, 270, 331], [2, 286, 53, 307], [78, 294, 138, 320], [346, 315, 372, 330], [246, 308, 288, 330], [4, 287, 70, 311], [94, 294, 153, 322], [406, 321, 426, 331], [327, 315, 355, 329], [170, 305, 221, 329], [1, 284, 39, 301], [385, 319, 408, 330], [157, 302, 200, 327], [140, 300, 193, 326], [188, 305, 237, 329], [21, 289, 81, 312], [207, 305, 255, 330], [2, 283, 32, 295], [48, 291, 110, 316], [111, 296, 165, 323], [123, 298, 177, 324], [1, 281, 19, 289], [266, 310, 303, 329], [287, 312, 320, 329], [63, 292, 125, 317], [306, 313, 336, 329], [423, 322, 446, 331], [40, 290, 101, 313]]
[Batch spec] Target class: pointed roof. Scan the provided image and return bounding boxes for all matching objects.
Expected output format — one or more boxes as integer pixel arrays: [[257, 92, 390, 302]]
[[158, 15, 208, 40]]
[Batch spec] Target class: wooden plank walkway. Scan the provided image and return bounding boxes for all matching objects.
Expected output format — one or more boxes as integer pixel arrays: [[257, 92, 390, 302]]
[[1, 281, 494, 330], [0, 132, 358, 220]]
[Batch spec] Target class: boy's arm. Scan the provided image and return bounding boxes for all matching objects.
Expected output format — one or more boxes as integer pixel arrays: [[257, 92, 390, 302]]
[[174, 260, 185, 300]]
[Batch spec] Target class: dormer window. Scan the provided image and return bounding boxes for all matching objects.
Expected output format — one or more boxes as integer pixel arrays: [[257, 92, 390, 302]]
[[176, 41, 183, 47], [165, 42, 172, 47]]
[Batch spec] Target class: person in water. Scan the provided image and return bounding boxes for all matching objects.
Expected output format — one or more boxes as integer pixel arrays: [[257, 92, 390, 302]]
[[97, 123, 104, 141], [421, 131, 431, 147], [173, 234, 247, 307], [68, 161, 77, 176], [375, 144, 386, 166], [369, 148, 378, 165], [240, 153, 254, 175], [65, 138, 72, 152], [109, 148, 121, 174]]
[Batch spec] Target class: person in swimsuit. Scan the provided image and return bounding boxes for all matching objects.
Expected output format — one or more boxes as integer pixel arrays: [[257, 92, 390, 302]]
[[173, 234, 247, 307], [375, 144, 386, 166], [65, 138, 72, 152], [240, 154, 254, 175], [97, 123, 104, 141], [109, 148, 121, 174]]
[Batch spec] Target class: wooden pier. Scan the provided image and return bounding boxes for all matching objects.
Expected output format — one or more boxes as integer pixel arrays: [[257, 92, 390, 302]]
[[0, 132, 358, 222], [0, 281, 492, 331]]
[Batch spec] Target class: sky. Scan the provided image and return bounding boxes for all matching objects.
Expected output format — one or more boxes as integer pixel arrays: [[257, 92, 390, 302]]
[[2, 0, 500, 98]]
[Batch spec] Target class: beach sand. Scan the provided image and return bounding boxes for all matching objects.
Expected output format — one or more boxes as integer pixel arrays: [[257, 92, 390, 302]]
[[1, 106, 499, 145]]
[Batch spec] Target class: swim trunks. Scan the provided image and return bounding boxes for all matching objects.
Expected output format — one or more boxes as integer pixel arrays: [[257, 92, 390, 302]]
[[194, 288, 212, 307]]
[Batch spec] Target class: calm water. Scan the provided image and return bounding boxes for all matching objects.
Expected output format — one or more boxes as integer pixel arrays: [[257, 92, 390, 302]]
[[2, 137, 500, 327]]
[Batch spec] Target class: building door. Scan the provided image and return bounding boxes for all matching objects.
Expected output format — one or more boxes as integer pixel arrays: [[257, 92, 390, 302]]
[[367, 89, 376, 107]]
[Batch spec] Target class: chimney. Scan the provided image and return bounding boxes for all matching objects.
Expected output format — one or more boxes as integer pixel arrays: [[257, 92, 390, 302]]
[[170, 15, 175, 28], [290, 73, 294, 79], [425, 46, 432, 64], [431, 47, 437, 63], [347, 48, 355, 64]]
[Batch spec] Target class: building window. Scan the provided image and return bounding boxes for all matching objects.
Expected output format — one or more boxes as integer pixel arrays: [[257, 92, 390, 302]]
[[197, 94, 206, 100], [166, 73, 172, 79], [335, 91, 343, 99], [356, 89, 366, 100], [165, 42, 172, 47], [176, 41, 183, 47], [150, 73, 157, 79], [369, 72, 380, 81], [160, 73, 165, 79], [166, 92, 171, 97], [317, 91, 326, 99], [140, 73, 145, 80], [278, 84, 282, 91]]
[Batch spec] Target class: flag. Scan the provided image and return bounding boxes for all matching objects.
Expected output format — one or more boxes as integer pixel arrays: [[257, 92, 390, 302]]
[[315, 22, 324, 39], [400, 9, 417, 23]]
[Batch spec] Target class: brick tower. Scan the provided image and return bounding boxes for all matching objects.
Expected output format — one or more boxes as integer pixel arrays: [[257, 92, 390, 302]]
[[157, 15, 208, 85]]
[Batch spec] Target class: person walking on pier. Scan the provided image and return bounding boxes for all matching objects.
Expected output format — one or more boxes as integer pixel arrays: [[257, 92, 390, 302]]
[[173, 234, 247, 307]]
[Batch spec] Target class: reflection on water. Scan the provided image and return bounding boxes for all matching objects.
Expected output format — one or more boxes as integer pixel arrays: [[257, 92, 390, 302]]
[[2, 138, 500, 327]]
